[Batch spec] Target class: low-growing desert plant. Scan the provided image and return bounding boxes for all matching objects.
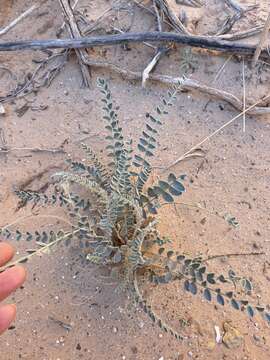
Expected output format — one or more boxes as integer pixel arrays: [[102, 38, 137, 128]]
[[0, 79, 269, 340]]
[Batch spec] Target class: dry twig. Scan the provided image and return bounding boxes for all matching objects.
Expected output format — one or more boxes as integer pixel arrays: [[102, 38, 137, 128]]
[[141, 1, 169, 87], [242, 59, 246, 132], [82, 58, 270, 115], [59, 0, 91, 87], [153, 0, 163, 32], [0, 146, 66, 155], [218, 26, 263, 41], [165, 92, 270, 170], [252, 12, 270, 67], [204, 251, 264, 263], [48, 316, 72, 331], [175, 0, 202, 7], [57, 0, 80, 37], [155, 0, 190, 34], [1, 49, 269, 116], [142, 47, 169, 87], [0, 5, 37, 37], [224, 0, 257, 14], [0, 140, 67, 156]]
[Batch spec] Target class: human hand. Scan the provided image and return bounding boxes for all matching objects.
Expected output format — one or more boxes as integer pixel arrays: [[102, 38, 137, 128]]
[[0, 243, 26, 335]]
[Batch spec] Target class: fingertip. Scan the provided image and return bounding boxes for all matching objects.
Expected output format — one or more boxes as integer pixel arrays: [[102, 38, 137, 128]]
[[14, 265, 27, 282], [7, 265, 27, 286], [0, 243, 14, 266], [0, 265, 27, 301], [0, 304, 17, 335]]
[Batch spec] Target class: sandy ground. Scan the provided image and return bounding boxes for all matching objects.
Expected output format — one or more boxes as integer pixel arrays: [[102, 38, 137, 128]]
[[0, 0, 270, 359]]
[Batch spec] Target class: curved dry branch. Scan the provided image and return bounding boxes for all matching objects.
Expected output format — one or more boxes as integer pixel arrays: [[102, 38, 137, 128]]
[[83, 58, 270, 115]]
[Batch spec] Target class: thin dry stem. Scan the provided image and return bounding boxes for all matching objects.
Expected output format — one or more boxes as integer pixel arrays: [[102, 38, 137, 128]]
[[242, 59, 246, 132], [165, 92, 270, 170], [0, 5, 37, 37]]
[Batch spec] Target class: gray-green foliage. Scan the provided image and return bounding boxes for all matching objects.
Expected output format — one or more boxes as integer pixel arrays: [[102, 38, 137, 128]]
[[1, 79, 269, 340]]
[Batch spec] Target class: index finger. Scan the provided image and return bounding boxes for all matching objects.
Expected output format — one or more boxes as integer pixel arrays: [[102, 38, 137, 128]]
[[0, 243, 14, 267]]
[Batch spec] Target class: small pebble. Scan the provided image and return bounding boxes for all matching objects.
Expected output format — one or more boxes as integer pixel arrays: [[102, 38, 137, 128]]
[[0, 104, 5, 115]]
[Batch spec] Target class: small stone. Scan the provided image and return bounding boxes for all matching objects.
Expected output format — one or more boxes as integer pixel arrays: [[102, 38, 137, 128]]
[[222, 322, 243, 349], [138, 320, 144, 329], [76, 343, 81, 350], [112, 327, 118, 333], [64, 90, 69, 96], [187, 351, 193, 357], [0, 104, 5, 115]]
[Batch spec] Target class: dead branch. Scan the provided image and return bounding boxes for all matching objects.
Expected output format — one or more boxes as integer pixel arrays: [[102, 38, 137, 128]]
[[0, 5, 37, 37], [59, 0, 91, 87], [153, 0, 163, 32], [155, 0, 190, 34], [112, 26, 156, 49], [217, 11, 243, 36], [82, 57, 270, 115], [224, 0, 242, 13], [0, 32, 269, 60], [1, 44, 269, 116], [218, 26, 263, 41], [252, 12, 270, 67], [57, 0, 79, 37]]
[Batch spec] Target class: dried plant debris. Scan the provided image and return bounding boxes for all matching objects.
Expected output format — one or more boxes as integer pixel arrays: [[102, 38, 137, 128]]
[[1, 79, 269, 341]]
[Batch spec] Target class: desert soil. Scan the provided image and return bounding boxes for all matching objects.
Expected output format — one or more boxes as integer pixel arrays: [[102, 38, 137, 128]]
[[0, 0, 270, 359]]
